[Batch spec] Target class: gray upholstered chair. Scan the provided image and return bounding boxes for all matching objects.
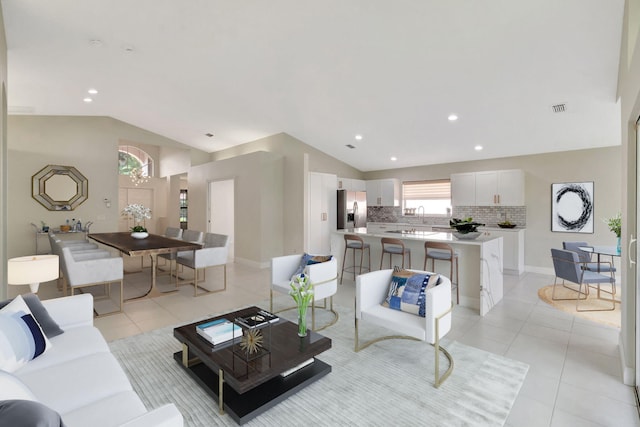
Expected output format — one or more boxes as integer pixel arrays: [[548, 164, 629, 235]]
[[424, 242, 459, 304], [340, 234, 370, 284], [562, 241, 616, 273], [175, 232, 228, 296], [551, 248, 616, 311], [158, 227, 186, 275], [59, 246, 124, 315], [380, 237, 411, 269], [354, 269, 453, 387], [271, 254, 338, 331]]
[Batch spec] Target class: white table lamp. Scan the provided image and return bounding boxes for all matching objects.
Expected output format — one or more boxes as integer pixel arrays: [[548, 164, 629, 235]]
[[8, 254, 59, 293]]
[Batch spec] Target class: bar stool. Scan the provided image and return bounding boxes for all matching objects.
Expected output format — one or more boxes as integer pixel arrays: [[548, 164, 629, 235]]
[[380, 238, 411, 269], [341, 234, 371, 284], [424, 242, 459, 304]]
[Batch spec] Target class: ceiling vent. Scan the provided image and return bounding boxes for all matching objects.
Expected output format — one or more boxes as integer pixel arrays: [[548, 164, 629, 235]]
[[345, 144, 356, 149], [551, 103, 566, 113], [205, 133, 214, 137]]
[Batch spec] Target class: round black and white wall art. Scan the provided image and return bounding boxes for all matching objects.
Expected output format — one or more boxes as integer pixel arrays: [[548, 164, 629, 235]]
[[551, 182, 594, 233]]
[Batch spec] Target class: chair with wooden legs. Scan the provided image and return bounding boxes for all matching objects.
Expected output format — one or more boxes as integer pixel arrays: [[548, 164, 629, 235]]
[[424, 242, 459, 304], [340, 234, 371, 284], [380, 238, 411, 269]]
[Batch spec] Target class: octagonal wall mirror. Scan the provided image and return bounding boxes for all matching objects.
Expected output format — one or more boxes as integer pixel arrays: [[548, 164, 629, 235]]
[[32, 165, 88, 211]]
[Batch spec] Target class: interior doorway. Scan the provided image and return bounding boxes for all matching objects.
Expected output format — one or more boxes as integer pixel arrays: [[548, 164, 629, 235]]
[[208, 179, 234, 261]]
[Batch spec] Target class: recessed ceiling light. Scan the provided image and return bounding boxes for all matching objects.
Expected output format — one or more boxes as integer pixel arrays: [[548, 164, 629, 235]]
[[474, 145, 483, 151], [448, 114, 458, 121], [355, 134, 363, 140], [390, 157, 397, 161], [83, 97, 93, 103], [88, 88, 98, 95]]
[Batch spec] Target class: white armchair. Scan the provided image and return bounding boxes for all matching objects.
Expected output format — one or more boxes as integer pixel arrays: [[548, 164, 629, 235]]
[[60, 247, 124, 315], [175, 232, 228, 296], [355, 269, 454, 387], [271, 254, 338, 331]]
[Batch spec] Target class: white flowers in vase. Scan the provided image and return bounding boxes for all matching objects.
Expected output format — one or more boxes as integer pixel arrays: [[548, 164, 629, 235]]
[[122, 204, 152, 232]]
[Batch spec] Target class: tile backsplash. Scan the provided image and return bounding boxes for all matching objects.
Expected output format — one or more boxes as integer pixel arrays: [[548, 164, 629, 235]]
[[367, 206, 526, 227]]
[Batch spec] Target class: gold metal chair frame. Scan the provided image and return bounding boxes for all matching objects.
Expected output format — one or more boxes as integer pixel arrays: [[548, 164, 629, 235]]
[[269, 276, 340, 332], [65, 278, 124, 316], [176, 263, 227, 297], [354, 303, 454, 388]]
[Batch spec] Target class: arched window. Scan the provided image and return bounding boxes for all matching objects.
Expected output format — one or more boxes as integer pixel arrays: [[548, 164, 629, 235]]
[[118, 145, 154, 179]]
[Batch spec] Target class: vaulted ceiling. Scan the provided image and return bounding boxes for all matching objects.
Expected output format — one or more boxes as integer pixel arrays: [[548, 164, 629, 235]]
[[1, 0, 625, 171]]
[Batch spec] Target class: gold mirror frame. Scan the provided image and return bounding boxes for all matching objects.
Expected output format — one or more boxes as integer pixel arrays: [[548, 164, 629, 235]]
[[32, 165, 88, 211]]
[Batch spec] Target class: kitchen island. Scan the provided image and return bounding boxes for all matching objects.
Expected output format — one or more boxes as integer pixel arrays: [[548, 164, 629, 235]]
[[332, 228, 503, 316]]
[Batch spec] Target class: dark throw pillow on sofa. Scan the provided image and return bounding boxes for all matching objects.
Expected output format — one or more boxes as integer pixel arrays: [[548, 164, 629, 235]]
[[0, 293, 63, 338], [0, 400, 66, 427]]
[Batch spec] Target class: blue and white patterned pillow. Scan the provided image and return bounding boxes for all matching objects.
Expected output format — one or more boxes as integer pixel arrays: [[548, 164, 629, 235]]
[[292, 253, 333, 277], [382, 268, 440, 317], [0, 295, 51, 372]]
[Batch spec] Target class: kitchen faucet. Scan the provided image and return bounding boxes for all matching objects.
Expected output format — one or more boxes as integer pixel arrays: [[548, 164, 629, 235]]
[[417, 206, 425, 223]]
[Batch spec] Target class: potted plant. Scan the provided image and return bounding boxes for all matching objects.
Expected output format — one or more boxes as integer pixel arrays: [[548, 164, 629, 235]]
[[604, 212, 621, 253]]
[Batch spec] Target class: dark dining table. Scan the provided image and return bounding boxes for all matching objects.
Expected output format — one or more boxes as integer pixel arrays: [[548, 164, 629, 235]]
[[89, 232, 202, 300]]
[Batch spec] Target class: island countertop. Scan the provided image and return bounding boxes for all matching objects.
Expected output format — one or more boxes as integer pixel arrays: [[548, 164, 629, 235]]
[[335, 227, 502, 245], [331, 227, 504, 316]]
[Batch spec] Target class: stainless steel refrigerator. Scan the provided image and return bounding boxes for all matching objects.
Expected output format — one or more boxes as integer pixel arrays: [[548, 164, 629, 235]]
[[337, 190, 367, 229]]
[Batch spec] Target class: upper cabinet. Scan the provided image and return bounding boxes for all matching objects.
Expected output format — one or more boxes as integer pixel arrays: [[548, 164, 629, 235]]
[[450, 173, 476, 206], [451, 169, 525, 206], [366, 179, 401, 206], [337, 177, 366, 192]]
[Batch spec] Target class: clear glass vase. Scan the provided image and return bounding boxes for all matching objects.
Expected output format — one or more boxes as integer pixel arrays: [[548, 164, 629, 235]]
[[297, 305, 308, 337]]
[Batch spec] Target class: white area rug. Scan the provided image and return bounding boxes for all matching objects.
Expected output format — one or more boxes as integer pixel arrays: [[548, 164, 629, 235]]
[[109, 304, 528, 426]]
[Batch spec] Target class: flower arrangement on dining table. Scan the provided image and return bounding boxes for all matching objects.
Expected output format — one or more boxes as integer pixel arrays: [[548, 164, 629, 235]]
[[122, 203, 152, 232], [289, 273, 314, 337]]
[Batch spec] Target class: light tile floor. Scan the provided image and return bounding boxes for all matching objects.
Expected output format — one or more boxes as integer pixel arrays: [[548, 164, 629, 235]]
[[37, 261, 640, 426]]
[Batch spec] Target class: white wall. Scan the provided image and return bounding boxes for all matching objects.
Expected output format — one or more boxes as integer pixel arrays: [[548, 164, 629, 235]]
[[0, 9, 7, 300], [188, 150, 283, 267], [6, 115, 205, 261]]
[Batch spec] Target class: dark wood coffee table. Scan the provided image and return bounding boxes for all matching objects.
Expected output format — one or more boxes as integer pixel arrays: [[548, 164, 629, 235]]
[[173, 306, 332, 424]]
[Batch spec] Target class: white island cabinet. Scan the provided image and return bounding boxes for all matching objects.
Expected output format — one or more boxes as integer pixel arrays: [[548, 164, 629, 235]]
[[332, 229, 503, 316]]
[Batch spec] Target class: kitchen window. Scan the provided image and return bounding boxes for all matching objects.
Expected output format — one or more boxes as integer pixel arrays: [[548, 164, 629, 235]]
[[402, 179, 451, 215]]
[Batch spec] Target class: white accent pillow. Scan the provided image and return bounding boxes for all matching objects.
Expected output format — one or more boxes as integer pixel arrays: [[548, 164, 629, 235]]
[[0, 295, 52, 372]]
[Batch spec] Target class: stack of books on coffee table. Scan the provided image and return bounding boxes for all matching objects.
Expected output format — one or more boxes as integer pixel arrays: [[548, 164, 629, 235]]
[[196, 319, 242, 345]]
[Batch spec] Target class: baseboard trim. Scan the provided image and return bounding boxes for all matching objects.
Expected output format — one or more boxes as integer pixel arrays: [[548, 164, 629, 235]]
[[235, 257, 270, 269]]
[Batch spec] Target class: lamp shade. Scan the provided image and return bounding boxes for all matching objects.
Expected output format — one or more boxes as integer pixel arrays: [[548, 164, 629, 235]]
[[8, 255, 59, 293]]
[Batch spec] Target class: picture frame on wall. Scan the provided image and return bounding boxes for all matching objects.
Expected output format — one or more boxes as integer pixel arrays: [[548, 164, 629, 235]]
[[551, 181, 594, 233]]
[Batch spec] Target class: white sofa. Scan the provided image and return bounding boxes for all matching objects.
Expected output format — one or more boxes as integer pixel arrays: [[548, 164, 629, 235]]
[[1, 294, 183, 427]]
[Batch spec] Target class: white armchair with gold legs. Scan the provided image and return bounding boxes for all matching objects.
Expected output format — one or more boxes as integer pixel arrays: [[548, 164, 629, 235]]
[[270, 254, 338, 331], [355, 269, 454, 388]]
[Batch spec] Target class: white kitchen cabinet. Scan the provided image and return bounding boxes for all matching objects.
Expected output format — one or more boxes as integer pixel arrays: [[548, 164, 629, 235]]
[[308, 172, 337, 254], [479, 228, 525, 275], [475, 170, 524, 206], [366, 179, 400, 206], [451, 170, 524, 206], [337, 177, 366, 192], [450, 173, 476, 206]]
